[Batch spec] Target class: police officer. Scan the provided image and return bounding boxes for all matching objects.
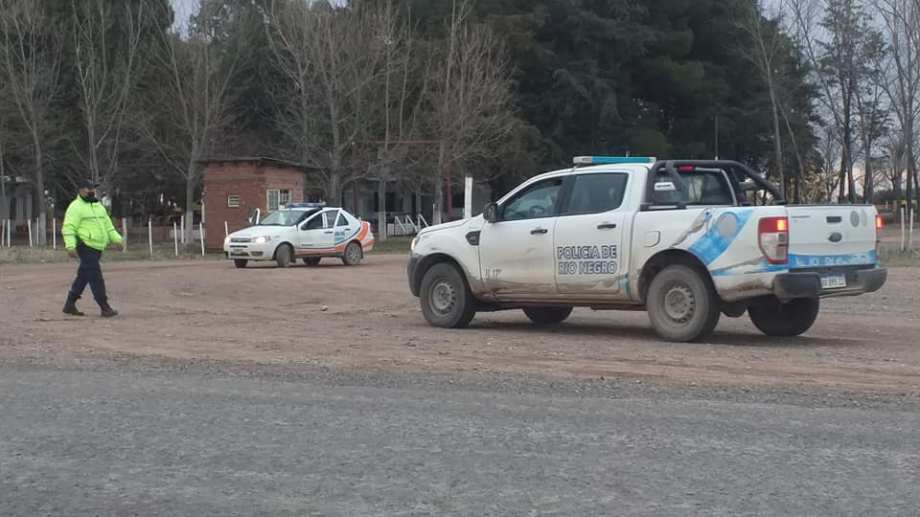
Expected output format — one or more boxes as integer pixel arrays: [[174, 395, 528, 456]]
[[61, 179, 123, 317]]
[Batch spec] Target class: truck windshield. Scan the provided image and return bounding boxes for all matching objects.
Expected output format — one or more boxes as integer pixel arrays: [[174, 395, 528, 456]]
[[259, 209, 317, 226]]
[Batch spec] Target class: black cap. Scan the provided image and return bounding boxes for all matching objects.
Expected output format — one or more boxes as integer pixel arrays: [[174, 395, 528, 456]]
[[78, 178, 98, 190]]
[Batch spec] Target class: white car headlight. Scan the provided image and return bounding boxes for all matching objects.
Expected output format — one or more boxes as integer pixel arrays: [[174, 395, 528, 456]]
[[254, 236, 271, 244]]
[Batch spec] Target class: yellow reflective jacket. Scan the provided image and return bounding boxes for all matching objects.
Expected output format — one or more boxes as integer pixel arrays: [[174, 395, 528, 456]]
[[61, 197, 123, 251]]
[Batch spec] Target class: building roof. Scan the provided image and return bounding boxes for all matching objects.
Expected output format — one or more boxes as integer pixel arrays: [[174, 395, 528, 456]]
[[196, 156, 315, 171]]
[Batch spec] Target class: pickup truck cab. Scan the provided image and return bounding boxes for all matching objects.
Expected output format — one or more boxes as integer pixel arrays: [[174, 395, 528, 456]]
[[224, 203, 374, 268], [407, 157, 887, 342]]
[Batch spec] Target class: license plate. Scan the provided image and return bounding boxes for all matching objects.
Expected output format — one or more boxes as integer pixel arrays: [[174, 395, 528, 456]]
[[820, 274, 847, 289]]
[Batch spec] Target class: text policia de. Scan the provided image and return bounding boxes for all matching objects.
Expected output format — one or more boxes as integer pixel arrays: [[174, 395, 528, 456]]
[[557, 245, 618, 276]]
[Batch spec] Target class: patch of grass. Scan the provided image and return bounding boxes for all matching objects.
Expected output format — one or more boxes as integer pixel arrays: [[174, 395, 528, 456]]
[[372, 236, 413, 255], [0, 245, 220, 265]]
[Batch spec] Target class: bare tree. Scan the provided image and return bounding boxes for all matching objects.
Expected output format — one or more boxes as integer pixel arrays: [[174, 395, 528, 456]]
[[0, 0, 63, 244], [427, 0, 515, 224], [816, 125, 844, 200], [370, 2, 435, 239], [70, 0, 147, 191], [740, 1, 787, 198], [854, 26, 888, 203], [266, 0, 390, 205], [786, 0, 874, 203], [881, 133, 907, 194], [874, 0, 920, 228], [146, 0, 240, 243]]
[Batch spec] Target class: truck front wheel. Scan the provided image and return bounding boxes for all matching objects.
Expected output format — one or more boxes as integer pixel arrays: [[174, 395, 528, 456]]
[[646, 265, 721, 342], [749, 297, 819, 337], [419, 263, 476, 329]]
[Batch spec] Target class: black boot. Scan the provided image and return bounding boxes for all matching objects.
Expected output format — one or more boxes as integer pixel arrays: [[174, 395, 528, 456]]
[[63, 293, 85, 316], [100, 301, 119, 318]]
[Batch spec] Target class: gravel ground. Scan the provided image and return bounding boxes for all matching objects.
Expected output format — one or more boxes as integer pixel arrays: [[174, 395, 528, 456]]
[[2, 255, 919, 393], [3, 255, 919, 515], [2, 361, 919, 517]]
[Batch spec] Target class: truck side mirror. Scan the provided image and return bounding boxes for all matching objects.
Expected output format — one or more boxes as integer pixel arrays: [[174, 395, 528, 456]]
[[483, 202, 499, 223]]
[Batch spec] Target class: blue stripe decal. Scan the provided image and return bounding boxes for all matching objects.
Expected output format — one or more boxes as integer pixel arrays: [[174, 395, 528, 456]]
[[334, 226, 361, 245], [711, 250, 878, 277], [788, 251, 877, 268], [711, 261, 786, 277], [687, 209, 754, 265]]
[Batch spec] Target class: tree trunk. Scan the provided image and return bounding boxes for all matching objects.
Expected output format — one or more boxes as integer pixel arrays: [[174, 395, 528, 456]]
[[377, 174, 387, 242], [0, 140, 8, 222], [446, 172, 453, 220], [326, 173, 341, 208], [862, 132, 874, 204], [434, 140, 448, 225], [33, 141, 47, 245], [185, 171, 196, 249], [351, 181, 360, 217], [769, 89, 785, 199]]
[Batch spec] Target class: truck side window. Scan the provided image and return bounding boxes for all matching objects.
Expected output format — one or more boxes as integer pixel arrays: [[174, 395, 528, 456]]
[[563, 173, 629, 215], [686, 173, 734, 205], [501, 178, 564, 221], [650, 171, 734, 206]]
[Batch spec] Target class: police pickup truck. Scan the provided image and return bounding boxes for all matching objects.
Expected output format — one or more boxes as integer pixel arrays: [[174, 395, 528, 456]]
[[407, 157, 887, 342]]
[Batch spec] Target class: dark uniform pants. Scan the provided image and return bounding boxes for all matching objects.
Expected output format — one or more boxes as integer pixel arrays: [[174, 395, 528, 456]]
[[70, 242, 108, 305]]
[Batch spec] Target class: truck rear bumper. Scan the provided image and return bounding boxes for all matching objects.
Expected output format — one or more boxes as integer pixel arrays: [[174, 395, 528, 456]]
[[773, 267, 887, 300]]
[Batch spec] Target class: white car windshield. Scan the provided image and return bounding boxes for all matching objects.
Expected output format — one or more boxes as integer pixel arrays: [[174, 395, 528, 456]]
[[259, 209, 317, 226]]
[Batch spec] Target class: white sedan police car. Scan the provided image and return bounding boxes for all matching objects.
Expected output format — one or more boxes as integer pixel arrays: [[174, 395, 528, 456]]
[[224, 203, 374, 268]]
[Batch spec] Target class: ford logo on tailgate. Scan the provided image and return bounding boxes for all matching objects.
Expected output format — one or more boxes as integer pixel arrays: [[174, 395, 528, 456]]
[[828, 232, 843, 243]]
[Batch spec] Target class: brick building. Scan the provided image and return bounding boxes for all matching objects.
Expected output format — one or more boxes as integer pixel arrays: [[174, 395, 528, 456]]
[[200, 157, 306, 250]]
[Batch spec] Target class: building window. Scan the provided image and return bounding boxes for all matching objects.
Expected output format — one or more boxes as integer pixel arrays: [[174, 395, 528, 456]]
[[227, 195, 241, 208], [267, 189, 291, 211]]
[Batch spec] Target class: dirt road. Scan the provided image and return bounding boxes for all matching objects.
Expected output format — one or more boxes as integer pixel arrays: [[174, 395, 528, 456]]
[[2, 255, 918, 393]]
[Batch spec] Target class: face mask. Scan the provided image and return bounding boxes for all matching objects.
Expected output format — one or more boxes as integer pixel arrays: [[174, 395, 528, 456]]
[[80, 192, 98, 203]]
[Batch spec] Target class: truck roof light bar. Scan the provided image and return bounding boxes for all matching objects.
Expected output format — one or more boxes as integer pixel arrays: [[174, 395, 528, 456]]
[[573, 156, 657, 166]]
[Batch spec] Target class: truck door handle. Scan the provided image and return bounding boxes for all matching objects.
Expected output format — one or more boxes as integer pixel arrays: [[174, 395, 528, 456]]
[[324, 230, 334, 234], [597, 223, 618, 230], [530, 228, 549, 235]]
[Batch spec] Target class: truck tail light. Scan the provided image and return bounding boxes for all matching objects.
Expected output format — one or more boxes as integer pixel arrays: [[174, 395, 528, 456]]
[[758, 217, 789, 265], [875, 214, 883, 253]]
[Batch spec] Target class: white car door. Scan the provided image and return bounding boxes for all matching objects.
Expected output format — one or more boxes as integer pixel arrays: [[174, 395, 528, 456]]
[[479, 176, 565, 300], [553, 172, 630, 298], [333, 210, 357, 246], [297, 211, 335, 255]]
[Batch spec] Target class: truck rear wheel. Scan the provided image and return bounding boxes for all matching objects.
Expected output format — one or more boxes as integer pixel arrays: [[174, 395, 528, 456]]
[[523, 307, 573, 325], [749, 297, 819, 337], [646, 265, 721, 342], [419, 263, 475, 329]]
